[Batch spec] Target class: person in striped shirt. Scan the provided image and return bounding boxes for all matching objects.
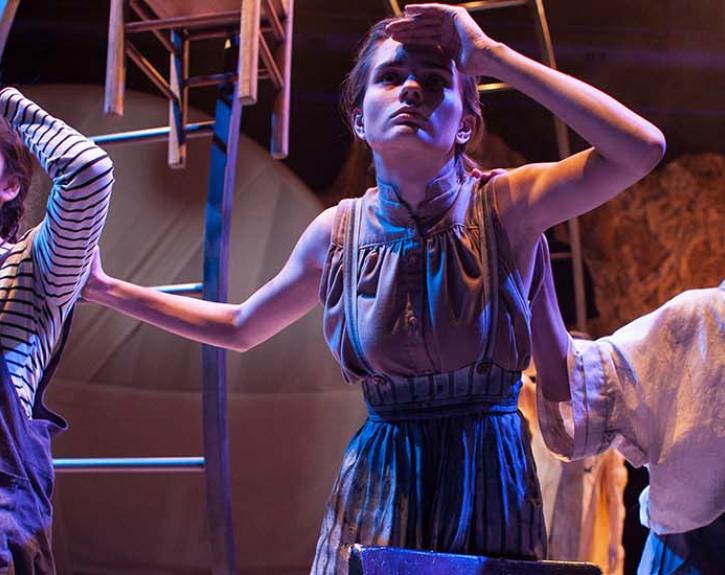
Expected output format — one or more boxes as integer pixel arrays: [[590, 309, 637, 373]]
[[0, 87, 114, 573]]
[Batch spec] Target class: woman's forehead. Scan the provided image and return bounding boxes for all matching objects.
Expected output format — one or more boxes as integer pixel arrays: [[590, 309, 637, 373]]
[[371, 37, 454, 72]]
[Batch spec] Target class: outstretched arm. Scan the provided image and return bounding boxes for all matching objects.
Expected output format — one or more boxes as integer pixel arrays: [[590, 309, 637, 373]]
[[83, 206, 336, 352], [388, 4, 665, 265], [0, 88, 114, 308]]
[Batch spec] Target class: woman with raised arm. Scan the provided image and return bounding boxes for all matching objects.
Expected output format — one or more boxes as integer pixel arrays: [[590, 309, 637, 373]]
[[0, 87, 114, 572], [83, 3, 664, 573], [529, 239, 724, 575]]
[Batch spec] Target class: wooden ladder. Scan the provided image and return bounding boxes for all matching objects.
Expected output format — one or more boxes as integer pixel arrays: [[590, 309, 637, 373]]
[[0, 2, 294, 574]]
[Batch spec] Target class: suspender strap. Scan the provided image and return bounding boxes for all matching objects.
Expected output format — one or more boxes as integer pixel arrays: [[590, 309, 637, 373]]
[[477, 181, 499, 368], [342, 198, 375, 376]]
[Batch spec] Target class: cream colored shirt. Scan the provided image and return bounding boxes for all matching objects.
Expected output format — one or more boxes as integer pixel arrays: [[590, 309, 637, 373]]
[[538, 283, 725, 534]]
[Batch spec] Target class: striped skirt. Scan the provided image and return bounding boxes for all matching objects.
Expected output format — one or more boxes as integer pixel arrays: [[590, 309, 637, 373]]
[[310, 366, 546, 574]]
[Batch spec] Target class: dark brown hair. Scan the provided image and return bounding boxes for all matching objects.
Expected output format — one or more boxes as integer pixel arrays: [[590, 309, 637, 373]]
[[340, 18, 484, 159], [0, 116, 33, 242]]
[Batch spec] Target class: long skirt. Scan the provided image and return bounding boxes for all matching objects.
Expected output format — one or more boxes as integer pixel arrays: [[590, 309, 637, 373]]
[[310, 409, 546, 574]]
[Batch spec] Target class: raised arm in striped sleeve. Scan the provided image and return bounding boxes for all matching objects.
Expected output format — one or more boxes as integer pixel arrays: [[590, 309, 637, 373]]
[[0, 87, 114, 309]]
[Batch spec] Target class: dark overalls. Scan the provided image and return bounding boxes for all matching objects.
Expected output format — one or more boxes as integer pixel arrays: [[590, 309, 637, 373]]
[[0, 320, 69, 574]]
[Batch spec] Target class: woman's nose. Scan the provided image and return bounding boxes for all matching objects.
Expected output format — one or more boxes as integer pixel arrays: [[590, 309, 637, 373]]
[[400, 76, 423, 104]]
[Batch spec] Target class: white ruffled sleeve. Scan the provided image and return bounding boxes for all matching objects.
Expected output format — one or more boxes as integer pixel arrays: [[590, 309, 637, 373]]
[[536, 335, 646, 465]]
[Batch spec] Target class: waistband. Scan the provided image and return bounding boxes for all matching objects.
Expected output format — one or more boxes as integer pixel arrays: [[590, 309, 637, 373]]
[[363, 362, 521, 423]]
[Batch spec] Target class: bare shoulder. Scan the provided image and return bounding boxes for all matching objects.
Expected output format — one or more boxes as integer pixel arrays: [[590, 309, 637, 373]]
[[293, 205, 338, 271], [491, 163, 552, 218], [484, 166, 551, 292], [306, 205, 337, 250]]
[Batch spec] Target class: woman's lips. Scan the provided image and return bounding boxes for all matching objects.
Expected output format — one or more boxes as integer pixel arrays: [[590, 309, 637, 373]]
[[390, 109, 427, 125]]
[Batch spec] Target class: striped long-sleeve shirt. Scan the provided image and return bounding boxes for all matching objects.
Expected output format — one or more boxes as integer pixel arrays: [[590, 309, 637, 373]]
[[0, 88, 114, 418]]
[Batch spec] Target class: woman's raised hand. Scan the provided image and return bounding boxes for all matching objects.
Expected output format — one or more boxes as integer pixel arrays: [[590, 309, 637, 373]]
[[385, 3, 496, 76]]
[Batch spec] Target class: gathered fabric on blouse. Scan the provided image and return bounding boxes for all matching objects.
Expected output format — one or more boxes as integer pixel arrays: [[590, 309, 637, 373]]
[[320, 164, 534, 381], [312, 162, 546, 574]]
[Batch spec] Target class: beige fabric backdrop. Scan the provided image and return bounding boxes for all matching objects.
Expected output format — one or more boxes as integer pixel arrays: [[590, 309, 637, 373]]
[[19, 85, 365, 574]]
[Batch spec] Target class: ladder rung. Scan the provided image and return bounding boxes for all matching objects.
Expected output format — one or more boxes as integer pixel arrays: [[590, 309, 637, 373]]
[[53, 457, 205, 473], [91, 121, 214, 146], [187, 72, 237, 89], [477, 81, 513, 93], [461, 0, 529, 12], [152, 282, 204, 296], [389, 0, 527, 17], [261, 0, 284, 42], [187, 69, 279, 89], [259, 34, 283, 89], [188, 24, 277, 42], [126, 11, 240, 34]]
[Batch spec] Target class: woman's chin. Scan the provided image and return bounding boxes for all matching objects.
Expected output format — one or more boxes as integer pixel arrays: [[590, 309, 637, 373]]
[[372, 131, 448, 157]]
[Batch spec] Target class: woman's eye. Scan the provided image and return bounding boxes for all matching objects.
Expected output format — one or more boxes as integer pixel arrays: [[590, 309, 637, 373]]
[[424, 75, 446, 88], [379, 71, 401, 84]]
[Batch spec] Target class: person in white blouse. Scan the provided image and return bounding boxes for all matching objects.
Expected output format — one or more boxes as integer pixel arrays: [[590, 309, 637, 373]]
[[529, 237, 724, 575]]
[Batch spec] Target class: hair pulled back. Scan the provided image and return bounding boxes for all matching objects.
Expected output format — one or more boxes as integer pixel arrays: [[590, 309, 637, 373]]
[[340, 18, 484, 158], [0, 116, 33, 243]]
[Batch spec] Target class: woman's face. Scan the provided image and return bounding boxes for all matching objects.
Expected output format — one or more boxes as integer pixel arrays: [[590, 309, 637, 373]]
[[0, 153, 23, 212], [0, 152, 13, 207], [356, 37, 471, 159]]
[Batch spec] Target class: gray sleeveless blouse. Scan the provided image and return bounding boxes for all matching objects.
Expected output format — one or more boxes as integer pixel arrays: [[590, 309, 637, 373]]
[[319, 165, 533, 385]]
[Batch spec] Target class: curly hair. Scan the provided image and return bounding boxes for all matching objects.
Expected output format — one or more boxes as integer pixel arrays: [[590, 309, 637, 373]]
[[0, 116, 33, 243]]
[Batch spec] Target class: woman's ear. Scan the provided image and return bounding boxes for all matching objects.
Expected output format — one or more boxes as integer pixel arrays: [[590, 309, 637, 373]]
[[455, 114, 475, 145], [353, 110, 365, 140], [0, 177, 20, 205]]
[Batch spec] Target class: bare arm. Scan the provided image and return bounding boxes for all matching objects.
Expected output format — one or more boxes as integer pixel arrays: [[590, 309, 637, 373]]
[[389, 4, 665, 274], [485, 41, 665, 237], [529, 239, 571, 401], [83, 206, 337, 352]]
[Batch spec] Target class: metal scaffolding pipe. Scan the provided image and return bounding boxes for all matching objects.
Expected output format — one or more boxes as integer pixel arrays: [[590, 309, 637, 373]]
[[477, 81, 512, 93], [54, 457, 205, 473], [91, 121, 214, 146], [461, 0, 529, 11], [152, 282, 204, 296]]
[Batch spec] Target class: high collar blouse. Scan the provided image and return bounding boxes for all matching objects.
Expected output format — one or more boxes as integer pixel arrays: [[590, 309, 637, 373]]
[[319, 166, 534, 383]]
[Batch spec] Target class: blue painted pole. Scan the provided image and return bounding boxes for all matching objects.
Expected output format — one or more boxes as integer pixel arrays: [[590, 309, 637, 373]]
[[151, 282, 204, 296], [54, 457, 205, 472], [200, 35, 242, 575], [90, 121, 214, 146]]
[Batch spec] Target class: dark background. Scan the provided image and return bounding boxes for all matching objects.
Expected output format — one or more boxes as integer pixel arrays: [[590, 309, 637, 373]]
[[4, 1, 725, 193], [2, 1, 723, 572]]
